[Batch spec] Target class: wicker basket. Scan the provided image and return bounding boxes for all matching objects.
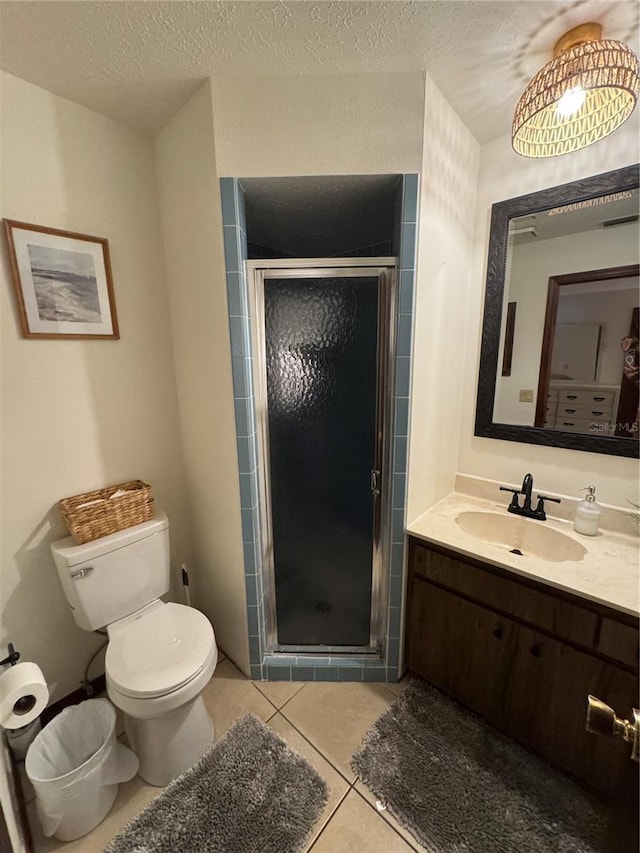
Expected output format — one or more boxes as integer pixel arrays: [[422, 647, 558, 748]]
[[59, 480, 154, 544]]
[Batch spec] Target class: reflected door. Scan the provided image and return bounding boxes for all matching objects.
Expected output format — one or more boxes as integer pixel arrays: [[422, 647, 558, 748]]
[[263, 272, 383, 646]]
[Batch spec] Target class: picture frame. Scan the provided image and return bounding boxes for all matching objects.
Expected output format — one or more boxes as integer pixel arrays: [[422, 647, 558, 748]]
[[3, 219, 119, 339]]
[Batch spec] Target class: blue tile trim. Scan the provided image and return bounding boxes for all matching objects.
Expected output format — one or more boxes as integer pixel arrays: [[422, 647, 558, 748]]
[[399, 270, 414, 314], [394, 436, 407, 473], [233, 397, 254, 437], [244, 575, 259, 607], [402, 174, 419, 224], [265, 665, 292, 681], [338, 667, 363, 681], [396, 356, 411, 397], [249, 634, 261, 663], [399, 222, 417, 271], [236, 435, 256, 475], [391, 543, 404, 576], [391, 508, 405, 544], [395, 397, 409, 437], [392, 472, 406, 509], [396, 314, 413, 357], [223, 174, 418, 683], [291, 666, 315, 681], [363, 668, 387, 682], [387, 637, 400, 663], [226, 272, 247, 317], [220, 178, 238, 226]]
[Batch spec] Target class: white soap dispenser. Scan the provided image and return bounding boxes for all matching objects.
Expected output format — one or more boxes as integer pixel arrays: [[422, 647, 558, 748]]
[[573, 486, 602, 536]]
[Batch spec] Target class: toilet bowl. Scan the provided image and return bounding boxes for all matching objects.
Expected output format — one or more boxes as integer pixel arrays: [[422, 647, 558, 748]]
[[106, 599, 217, 785], [51, 513, 218, 788]]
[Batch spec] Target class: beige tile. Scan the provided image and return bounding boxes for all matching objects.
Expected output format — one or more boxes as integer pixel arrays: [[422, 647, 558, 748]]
[[28, 773, 159, 853], [201, 657, 276, 739], [267, 712, 350, 850], [354, 780, 425, 851], [311, 789, 415, 852], [281, 682, 393, 781], [253, 679, 306, 709], [383, 673, 411, 696]]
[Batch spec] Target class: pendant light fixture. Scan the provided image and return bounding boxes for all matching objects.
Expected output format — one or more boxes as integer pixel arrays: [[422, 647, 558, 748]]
[[512, 22, 639, 157]]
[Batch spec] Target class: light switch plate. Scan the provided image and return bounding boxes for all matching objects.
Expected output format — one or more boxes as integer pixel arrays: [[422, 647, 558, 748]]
[[519, 389, 534, 403]]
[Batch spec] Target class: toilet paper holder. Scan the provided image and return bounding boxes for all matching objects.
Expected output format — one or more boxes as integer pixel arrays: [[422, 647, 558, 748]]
[[0, 643, 37, 716], [0, 643, 21, 668]]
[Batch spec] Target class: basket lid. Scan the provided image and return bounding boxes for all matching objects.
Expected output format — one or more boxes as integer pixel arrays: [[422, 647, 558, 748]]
[[51, 511, 167, 567]]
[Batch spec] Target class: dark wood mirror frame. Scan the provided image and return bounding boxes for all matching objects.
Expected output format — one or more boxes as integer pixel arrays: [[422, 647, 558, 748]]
[[474, 163, 640, 459]]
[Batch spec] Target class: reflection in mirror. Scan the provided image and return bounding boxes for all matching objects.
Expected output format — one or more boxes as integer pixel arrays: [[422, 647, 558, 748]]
[[475, 165, 640, 458], [533, 265, 639, 438]]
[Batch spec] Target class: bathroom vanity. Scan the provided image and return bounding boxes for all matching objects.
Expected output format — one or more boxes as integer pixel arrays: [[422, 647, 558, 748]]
[[406, 496, 639, 800]]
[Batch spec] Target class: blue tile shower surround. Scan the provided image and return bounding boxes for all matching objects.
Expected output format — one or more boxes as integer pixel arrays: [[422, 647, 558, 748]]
[[220, 174, 418, 683]]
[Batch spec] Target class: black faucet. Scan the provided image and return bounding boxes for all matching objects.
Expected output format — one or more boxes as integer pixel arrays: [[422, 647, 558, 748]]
[[500, 473, 561, 521]]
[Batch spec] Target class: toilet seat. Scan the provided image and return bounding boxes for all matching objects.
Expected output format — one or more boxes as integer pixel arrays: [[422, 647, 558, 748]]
[[106, 602, 215, 699]]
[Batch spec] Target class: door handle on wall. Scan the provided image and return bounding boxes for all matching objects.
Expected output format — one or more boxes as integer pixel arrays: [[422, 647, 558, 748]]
[[370, 470, 380, 495]]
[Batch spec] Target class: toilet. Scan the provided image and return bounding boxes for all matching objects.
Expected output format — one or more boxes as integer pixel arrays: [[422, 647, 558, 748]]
[[50, 512, 217, 786]]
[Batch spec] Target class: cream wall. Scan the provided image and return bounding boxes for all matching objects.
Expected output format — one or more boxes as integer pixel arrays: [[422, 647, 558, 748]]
[[0, 72, 191, 702], [406, 75, 480, 522], [154, 82, 250, 675], [153, 72, 425, 675], [211, 71, 424, 176], [458, 115, 640, 508]]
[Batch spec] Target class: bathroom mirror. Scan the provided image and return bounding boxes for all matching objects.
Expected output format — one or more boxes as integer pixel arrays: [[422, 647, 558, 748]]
[[475, 164, 639, 458]]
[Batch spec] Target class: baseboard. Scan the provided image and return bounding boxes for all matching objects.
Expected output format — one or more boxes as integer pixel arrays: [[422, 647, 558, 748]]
[[41, 674, 106, 726]]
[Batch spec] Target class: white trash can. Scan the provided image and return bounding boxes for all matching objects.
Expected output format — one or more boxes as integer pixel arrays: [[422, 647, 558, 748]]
[[25, 698, 139, 841]]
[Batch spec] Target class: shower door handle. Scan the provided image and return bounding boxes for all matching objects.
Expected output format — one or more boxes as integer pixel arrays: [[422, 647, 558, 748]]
[[370, 470, 381, 495]]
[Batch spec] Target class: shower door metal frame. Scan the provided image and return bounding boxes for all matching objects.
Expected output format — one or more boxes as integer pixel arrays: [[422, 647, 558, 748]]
[[247, 258, 397, 656]]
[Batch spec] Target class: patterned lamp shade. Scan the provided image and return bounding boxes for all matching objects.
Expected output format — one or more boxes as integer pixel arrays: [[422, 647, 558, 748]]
[[513, 24, 639, 158]]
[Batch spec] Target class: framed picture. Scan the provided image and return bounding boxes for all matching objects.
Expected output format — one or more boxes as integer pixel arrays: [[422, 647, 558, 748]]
[[3, 219, 119, 339]]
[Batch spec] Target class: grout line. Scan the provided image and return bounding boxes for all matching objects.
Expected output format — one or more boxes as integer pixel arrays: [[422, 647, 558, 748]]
[[251, 680, 306, 714], [277, 707, 355, 786], [350, 784, 422, 852], [306, 786, 351, 852]]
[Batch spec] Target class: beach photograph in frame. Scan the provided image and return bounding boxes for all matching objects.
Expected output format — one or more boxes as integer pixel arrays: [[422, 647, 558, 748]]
[[3, 220, 119, 339]]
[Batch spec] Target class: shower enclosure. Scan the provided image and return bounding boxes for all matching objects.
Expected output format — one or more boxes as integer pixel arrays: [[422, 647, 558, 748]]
[[249, 259, 396, 655]]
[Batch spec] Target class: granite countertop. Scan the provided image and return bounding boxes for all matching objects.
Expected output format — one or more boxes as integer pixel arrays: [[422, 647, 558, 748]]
[[407, 492, 640, 618]]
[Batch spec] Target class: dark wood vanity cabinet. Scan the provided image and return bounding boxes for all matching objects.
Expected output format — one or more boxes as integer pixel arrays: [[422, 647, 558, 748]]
[[407, 537, 640, 800]]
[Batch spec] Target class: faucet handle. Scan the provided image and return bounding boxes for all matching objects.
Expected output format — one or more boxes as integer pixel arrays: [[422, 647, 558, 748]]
[[537, 494, 561, 504], [500, 486, 521, 510]]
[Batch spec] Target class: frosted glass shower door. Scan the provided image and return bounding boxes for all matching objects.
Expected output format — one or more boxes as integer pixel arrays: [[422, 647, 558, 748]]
[[263, 272, 382, 647]]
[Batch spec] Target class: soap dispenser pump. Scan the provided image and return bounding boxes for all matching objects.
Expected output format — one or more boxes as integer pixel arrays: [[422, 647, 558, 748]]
[[574, 486, 602, 536]]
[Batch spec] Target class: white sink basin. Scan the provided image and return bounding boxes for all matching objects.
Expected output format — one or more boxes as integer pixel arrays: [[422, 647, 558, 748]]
[[455, 511, 587, 563]]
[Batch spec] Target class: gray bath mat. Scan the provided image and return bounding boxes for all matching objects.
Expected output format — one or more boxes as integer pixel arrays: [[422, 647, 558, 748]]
[[352, 680, 607, 852], [105, 713, 328, 853]]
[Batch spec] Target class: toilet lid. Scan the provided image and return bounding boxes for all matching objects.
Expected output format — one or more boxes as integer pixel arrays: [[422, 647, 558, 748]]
[[106, 603, 215, 698]]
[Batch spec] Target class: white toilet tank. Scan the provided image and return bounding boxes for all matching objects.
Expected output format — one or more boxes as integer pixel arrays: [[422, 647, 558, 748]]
[[50, 513, 170, 632]]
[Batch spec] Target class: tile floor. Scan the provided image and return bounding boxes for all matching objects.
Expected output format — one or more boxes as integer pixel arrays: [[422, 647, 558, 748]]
[[23, 651, 422, 852]]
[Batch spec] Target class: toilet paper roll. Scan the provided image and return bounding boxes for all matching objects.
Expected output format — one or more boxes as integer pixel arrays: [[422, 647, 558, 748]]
[[0, 662, 49, 729]]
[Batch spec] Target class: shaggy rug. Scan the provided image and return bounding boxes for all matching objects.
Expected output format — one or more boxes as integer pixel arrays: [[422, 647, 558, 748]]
[[105, 713, 328, 853], [352, 680, 607, 852]]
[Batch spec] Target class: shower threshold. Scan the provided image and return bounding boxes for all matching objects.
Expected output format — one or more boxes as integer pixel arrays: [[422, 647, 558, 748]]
[[276, 644, 380, 656]]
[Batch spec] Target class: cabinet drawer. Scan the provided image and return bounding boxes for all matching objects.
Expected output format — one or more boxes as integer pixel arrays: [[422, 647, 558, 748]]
[[553, 418, 604, 434], [598, 618, 640, 670], [412, 543, 597, 647], [556, 405, 612, 421], [558, 389, 615, 406]]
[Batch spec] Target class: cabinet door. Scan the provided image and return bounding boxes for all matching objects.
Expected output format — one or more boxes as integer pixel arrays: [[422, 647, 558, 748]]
[[408, 580, 517, 728], [506, 624, 637, 798]]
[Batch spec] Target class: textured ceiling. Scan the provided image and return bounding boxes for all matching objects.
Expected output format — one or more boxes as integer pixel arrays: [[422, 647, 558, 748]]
[[0, 1, 638, 141]]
